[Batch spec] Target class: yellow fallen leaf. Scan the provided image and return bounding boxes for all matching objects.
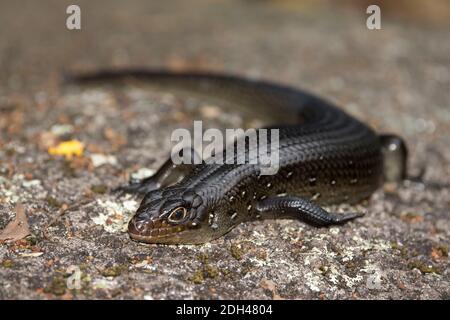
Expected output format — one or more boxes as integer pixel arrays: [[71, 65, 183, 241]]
[[0, 203, 31, 242], [48, 140, 84, 159]]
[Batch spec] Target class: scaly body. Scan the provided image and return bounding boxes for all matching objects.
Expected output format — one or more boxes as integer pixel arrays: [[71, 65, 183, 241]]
[[70, 70, 407, 244]]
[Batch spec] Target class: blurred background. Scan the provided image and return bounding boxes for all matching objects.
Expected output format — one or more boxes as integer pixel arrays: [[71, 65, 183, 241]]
[[1, 0, 449, 173], [1, 0, 450, 85]]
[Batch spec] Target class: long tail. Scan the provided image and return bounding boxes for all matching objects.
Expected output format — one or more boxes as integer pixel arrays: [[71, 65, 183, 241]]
[[64, 68, 343, 126]]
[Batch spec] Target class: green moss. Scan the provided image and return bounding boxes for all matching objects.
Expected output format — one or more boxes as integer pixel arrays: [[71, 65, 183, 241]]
[[43, 275, 67, 296], [1, 259, 14, 268], [141, 269, 153, 274], [90, 184, 108, 194], [25, 235, 39, 246], [197, 252, 209, 263], [230, 244, 244, 260], [391, 242, 409, 258], [221, 268, 231, 278], [46, 196, 61, 208], [203, 264, 219, 279], [81, 273, 91, 283], [188, 269, 204, 284], [402, 212, 421, 218], [435, 245, 448, 257], [391, 242, 400, 250], [408, 260, 440, 274], [101, 265, 127, 277], [188, 255, 220, 284], [78, 263, 90, 272]]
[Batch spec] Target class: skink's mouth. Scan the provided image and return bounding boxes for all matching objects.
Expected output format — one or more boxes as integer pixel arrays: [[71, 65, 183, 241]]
[[128, 217, 187, 244]]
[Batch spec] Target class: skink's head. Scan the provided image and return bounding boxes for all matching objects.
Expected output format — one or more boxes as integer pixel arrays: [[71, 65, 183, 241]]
[[128, 188, 215, 244]]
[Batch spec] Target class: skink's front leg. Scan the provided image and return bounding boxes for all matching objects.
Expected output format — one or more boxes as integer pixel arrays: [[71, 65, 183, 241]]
[[114, 147, 200, 196], [256, 196, 363, 226]]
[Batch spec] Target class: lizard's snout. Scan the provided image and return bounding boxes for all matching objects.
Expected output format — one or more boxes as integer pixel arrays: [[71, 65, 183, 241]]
[[128, 213, 150, 235]]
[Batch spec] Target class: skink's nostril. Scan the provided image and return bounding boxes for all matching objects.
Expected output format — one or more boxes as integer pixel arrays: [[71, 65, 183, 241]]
[[132, 217, 148, 233]]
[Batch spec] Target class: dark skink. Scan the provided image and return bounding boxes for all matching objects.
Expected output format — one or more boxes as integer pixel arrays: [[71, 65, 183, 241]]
[[69, 70, 407, 244]]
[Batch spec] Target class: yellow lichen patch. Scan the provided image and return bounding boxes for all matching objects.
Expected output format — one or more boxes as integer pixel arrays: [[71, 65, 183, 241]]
[[48, 140, 84, 159]]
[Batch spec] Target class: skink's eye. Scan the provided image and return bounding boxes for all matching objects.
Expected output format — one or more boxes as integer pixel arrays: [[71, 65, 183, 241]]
[[168, 207, 187, 223]]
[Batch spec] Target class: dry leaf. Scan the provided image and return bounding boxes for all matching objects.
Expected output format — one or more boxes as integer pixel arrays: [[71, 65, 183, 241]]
[[0, 204, 31, 241]]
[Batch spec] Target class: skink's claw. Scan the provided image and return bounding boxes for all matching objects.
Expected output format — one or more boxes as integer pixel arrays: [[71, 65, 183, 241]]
[[111, 185, 131, 198], [111, 183, 142, 198]]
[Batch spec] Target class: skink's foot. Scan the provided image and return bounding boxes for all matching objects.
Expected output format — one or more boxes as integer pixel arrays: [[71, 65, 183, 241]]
[[113, 148, 199, 198], [112, 177, 160, 198]]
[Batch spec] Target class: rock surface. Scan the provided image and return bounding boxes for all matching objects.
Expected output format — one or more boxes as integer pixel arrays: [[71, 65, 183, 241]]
[[0, 0, 449, 299]]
